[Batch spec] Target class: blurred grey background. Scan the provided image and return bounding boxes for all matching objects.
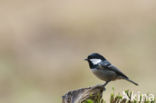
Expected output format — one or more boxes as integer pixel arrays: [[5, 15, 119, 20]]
[[0, 0, 156, 103]]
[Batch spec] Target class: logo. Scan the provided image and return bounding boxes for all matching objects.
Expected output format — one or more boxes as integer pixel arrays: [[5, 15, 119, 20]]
[[122, 91, 155, 102]]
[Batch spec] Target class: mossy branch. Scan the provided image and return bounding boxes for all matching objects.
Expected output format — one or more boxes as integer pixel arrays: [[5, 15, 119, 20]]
[[62, 84, 105, 103], [62, 85, 155, 103]]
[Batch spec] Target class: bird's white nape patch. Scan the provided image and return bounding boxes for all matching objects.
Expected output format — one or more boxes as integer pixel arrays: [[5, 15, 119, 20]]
[[90, 59, 102, 65]]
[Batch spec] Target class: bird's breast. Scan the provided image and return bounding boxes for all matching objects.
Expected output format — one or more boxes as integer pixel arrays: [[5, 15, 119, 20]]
[[91, 68, 117, 81]]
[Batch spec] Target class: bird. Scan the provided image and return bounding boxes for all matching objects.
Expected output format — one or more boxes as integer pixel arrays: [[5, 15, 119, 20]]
[[85, 53, 138, 87]]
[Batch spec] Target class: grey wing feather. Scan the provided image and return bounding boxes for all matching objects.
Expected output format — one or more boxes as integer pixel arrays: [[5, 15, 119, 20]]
[[99, 61, 128, 79]]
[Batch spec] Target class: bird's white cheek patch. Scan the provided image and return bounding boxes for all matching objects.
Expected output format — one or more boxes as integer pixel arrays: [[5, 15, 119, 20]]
[[90, 59, 102, 65]]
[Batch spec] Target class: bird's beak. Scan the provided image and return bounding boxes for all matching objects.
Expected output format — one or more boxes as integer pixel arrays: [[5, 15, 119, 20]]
[[84, 58, 88, 61]]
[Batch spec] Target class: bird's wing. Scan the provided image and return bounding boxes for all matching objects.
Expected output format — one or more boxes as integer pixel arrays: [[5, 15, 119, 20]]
[[98, 61, 128, 79]]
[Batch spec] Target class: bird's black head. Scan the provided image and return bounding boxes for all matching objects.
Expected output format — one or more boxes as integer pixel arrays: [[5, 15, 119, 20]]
[[85, 53, 106, 68], [86, 53, 106, 60]]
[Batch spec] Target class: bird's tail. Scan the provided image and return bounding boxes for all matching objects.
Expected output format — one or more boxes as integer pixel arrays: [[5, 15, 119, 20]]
[[125, 78, 138, 86]]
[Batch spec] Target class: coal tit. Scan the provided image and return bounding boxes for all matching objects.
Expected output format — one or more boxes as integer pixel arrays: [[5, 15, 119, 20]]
[[85, 53, 138, 86]]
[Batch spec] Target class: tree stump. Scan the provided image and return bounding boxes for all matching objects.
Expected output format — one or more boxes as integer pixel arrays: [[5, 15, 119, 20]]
[[62, 84, 105, 103]]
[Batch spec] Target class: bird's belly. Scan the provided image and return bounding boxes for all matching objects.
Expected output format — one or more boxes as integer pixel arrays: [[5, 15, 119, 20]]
[[91, 69, 117, 81]]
